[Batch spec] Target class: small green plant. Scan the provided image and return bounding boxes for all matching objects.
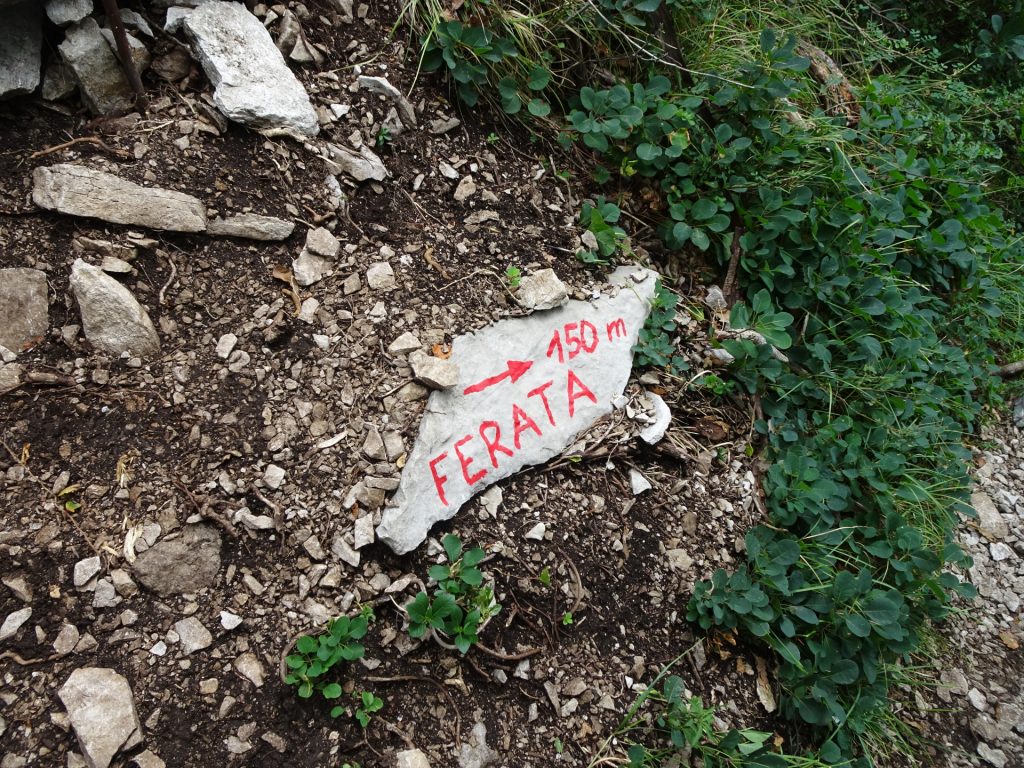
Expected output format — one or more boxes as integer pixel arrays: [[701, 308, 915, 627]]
[[505, 265, 522, 288], [562, 611, 574, 626], [374, 125, 392, 149], [285, 613, 370, 717], [577, 197, 629, 264], [405, 534, 501, 654], [537, 566, 551, 586], [634, 281, 687, 374], [421, 20, 518, 107], [486, 131, 500, 143], [354, 690, 383, 728], [692, 373, 733, 397]]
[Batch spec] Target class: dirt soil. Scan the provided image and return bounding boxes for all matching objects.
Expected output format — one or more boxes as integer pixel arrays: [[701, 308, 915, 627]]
[[0, 2, 1020, 768]]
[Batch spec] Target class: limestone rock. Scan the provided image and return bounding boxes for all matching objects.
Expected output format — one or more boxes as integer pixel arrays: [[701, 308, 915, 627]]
[[388, 332, 420, 355], [0, 606, 31, 642], [42, 59, 77, 101], [180, 2, 318, 136], [972, 490, 1009, 541], [34, 164, 207, 232], [366, 262, 396, 291], [99, 29, 151, 74], [292, 250, 330, 287], [377, 267, 658, 554], [326, 142, 387, 182], [0, 2, 42, 99], [409, 350, 459, 390], [131, 525, 222, 596], [174, 616, 213, 654], [70, 259, 160, 357], [58, 667, 142, 768], [0, 363, 22, 394], [397, 749, 432, 768], [0, 268, 48, 354], [356, 75, 416, 128], [59, 18, 133, 115], [207, 213, 294, 241], [45, 0, 92, 27], [305, 226, 340, 257], [516, 268, 568, 311]]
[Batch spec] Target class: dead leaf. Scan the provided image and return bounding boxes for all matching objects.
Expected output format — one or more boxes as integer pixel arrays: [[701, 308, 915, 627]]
[[432, 343, 452, 359], [19, 443, 29, 465], [755, 656, 777, 713], [999, 631, 1020, 650], [694, 416, 729, 442], [271, 264, 294, 284]]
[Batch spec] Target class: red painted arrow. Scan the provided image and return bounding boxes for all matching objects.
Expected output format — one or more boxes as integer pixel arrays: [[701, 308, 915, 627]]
[[463, 359, 534, 395]]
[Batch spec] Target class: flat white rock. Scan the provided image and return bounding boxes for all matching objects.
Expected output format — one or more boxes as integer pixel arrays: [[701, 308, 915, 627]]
[[174, 616, 212, 654], [207, 213, 294, 241], [377, 267, 658, 553], [34, 164, 206, 232], [58, 667, 142, 768], [180, 2, 318, 136], [70, 259, 160, 357], [0, 606, 31, 642]]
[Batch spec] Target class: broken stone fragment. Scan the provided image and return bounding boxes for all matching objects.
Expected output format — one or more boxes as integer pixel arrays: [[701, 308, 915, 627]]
[[70, 259, 160, 358], [388, 331, 420, 355], [42, 59, 77, 101], [59, 17, 134, 115], [356, 75, 417, 128], [515, 268, 568, 311], [34, 164, 207, 232], [292, 250, 330, 287], [58, 667, 143, 768], [638, 390, 671, 445], [207, 213, 295, 241], [131, 525, 222, 596], [0, 2, 42, 99], [366, 262, 396, 291], [326, 142, 387, 182], [377, 267, 658, 554], [45, 0, 92, 27], [305, 226, 340, 257], [409, 350, 459, 390], [179, 2, 319, 136], [0, 268, 48, 355]]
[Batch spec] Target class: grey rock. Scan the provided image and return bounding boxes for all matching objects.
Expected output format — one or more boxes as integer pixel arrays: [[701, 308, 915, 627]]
[[53, 623, 80, 655], [377, 267, 658, 553], [362, 427, 387, 461], [98, 29, 150, 73], [73, 555, 102, 588], [174, 616, 212, 654], [45, 0, 92, 26], [59, 18, 133, 115], [331, 532, 360, 567], [0, 363, 22, 394], [131, 751, 165, 768], [666, 549, 693, 571], [990, 542, 1014, 561], [70, 259, 160, 357], [516, 268, 568, 311], [353, 515, 375, 549], [972, 491, 1010, 540], [454, 175, 476, 202], [2, 574, 31, 603], [409, 350, 460, 390], [220, 611, 242, 630], [0, 268, 48, 354], [396, 749, 431, 768], [638, 391, 671, 445], [292, 250, 330, 287], [92, 579, 120, 608], [208, 213, 294, 241], [977, 743, 1007, 768], [34, 164, 206, 232], [969, 687, 988, 711], [458, 722, 498, 768], [524, 522, 545, 541], [180, 2, 318, 136], [58, 668, 142, 768], [131, 525, 222, 596], [116, 9, 154, 38], [366, 261, 396, 290], [233, 652, 265, 687], [388, 331, 421, 355], [305, 226, 340, 257], [326, 142, 387, 182], [356, 75, 416, 128], [42, 59, 77, 101], [0, 2, 42, 98], [0, 606, 31, 642], [630, 468, 652, 495], [263, 463, 286, 489], [1013, 395, 1024, 428]]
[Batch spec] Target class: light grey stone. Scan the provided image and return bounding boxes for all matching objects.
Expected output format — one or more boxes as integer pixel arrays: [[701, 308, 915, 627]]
[[59, 18, 133, 115], [977, 743, 1007, 768], [458, 722, 498, 768], [396, 749, 431, 768], [366, 262, 396, 291], [131, 750, 165, 768], [516, 268, 568, 311], [292, 250, 329, 287], [326, 142, 387, 182], [454, 175, 477, 202], [0, 363, 22, 394], [116, 9, 154, 38], [92, 579, 120, 608], [0, 268, 48, 354], [990, 542, 1014, 561], [70, 259, 160, 357], [54, 623, 80, 655], [131, 525, 221, 596], [666, 549, 693, 571], [34, 164, 206, 232], [353, 515, 375, 549], [630, 468, 652, 495], [220, 611, 242, 630], [305, 226, 340, 257], [42, 59, 77, 101], [362, 427, 387, 461], [45, 0, 92, 26], [973, 490, 1010, 540], [207, 213, 294, 241], [331, 532, 360, 567], [74, 555, 102, 588], [233, 652, 265, 687], [0, 606, 31, 642], [180, 2, 318, 136], [99, 29, 150, 73], [409, 350, 459, 390], [215, 333, 237, 359], [638, 391, 671, 444], [356, 75, 416, 128], [2, 574, 31, 603], [58, 667, 142, 768], [377, 267, 658, 553], [524, 522, 545, 541], [174, 616, 212, 654], [388, 331, 420, 355], [0, 2, 41, 99], [263, 464, 286, 489]]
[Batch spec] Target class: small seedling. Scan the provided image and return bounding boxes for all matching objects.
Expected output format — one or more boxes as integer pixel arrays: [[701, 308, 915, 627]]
[[405, 534, 501, 654], [354, 690, 383, 727], [562, 611, 574, 626], [554, 737, 564, 754], [374, 125, 392, 149], [486, 132, 500, 143], [537, 566, 551, 586], [505, 265, 522, 289], [284, 613, 369, 716]]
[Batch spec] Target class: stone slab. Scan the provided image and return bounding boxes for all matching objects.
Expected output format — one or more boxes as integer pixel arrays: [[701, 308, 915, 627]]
[[59, 17, 133, 115], [207, 213, 295, 241], [33, 164, 207, 232], [180, 2, 318, 136], [0, 2, 42, 99], [58, 667, 142, 768], [0, 268, 48, 353], [376, 267, 658, 553]]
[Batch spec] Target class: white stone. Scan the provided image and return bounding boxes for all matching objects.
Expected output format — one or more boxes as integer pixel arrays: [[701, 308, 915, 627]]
[[292, 250, 330, 287], [331, 533, 360, 567], [326, 142, 387, 182], [305, 227, 340, 258], [666, 549, 693, 571], [69, 259, 160, 357], [220, 611, 243, 630], [972, 490, 1009, 541], [366, 262, 396, 291], [516, 269, 568, 311], [630, 469, 652, 495], [977, 743, 1007, 768], [58, 667, 142, 768], [0, 3, 42, 100], [409, 350, 459, 390], [263, 464, 286, 490], [46, 0, 92, 27], [54, 623, 80, 655], [74, 556, 102, 588], [377, 267, 658, 553], [59, 18, 133, 115], [34, 165, 206, 232], [215, 333, 237, 359], [396, 749, 432, 768], [174, 616, 213, 654], [353, 515, 375, 549], [357, 75, 417, 128], [2, 574, 31, 603], [0, 363, 22, 395], [207, 214, 294, 241], [454, 175, 476, 202], [0, 607, 31, 642], [0, 268, 47, 354], [990, 542, 1014, 561], [388, 332, 420, 355], [180, 2, 318, 135], [233, 652, 265, 687], [638, 391, 672, 445], [524, 522, 546, 541], [92, 579, 120, 608]]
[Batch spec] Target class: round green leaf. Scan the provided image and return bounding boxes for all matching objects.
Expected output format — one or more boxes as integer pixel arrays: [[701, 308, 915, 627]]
[[528, 98, 551, 117], [527, 66, 551, 91], [295, 635, 317, 654], [690, 228, 711, 251], [691, 198, 718, 220], [322, 682, 343, 699]]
